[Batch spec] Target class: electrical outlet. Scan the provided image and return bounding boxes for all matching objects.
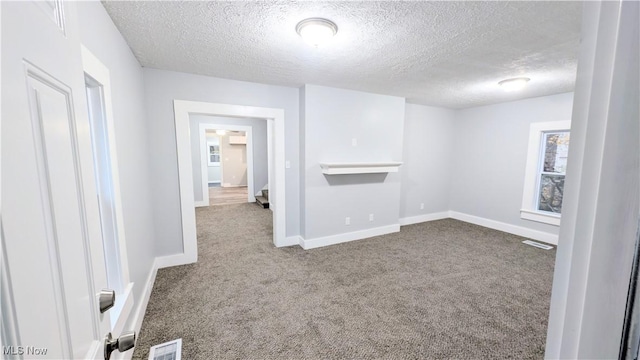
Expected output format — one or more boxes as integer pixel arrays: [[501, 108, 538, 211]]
[[345, 217, 351, 226], [285, 160, 291, 169], [369, 214, 374, 221], [420, 203, 425, 210]]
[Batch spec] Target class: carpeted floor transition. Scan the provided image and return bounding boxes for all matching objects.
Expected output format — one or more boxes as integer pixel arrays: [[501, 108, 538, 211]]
[[133, 203, 556, 359]]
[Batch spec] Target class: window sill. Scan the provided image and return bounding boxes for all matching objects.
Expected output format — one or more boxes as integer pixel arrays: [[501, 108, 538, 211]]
[[520, 209, 561, 226]]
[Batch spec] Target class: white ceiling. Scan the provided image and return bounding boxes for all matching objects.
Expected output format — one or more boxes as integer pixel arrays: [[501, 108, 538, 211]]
[[102, 1, 582, 109]]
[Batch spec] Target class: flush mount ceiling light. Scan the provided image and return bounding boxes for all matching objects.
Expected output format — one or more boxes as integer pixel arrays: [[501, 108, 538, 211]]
[[498, 77, 531, 91], [296, 18, 338, 47], [216, 130, 227, 135]]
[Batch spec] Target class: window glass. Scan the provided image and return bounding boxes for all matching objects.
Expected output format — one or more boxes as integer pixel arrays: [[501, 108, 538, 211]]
[[543, 132, 570, 173], [538, 131, 570, 213]]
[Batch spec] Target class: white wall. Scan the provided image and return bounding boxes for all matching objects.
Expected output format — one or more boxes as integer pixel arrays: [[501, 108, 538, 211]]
[[400, 104, 456, 219], [75, 1, 156, 324], [144, 69, 300, 256], [189, 115, 268, 203], [301, 85, 405, 241], [450, 92, 575, 237]]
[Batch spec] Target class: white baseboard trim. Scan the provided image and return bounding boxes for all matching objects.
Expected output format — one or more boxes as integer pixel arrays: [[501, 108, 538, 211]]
[[449, 211, 559, 245], [156, 253, 196, 269], [115, 257, 159, 360], [221, 184, 246, 188], [399, 212, 450, 226], [194, 200, 207, 208], [132, 258, 158, 336], [282, 235, 303, 247], [300, 224, 400, 250]]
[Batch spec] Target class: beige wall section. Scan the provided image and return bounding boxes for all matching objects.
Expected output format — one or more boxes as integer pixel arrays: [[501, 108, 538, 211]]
[[220, 132, 247, 187]]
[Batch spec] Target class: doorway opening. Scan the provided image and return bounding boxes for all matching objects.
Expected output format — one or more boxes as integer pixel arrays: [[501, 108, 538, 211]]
[[192, 121, 266, 208], [206, 129, 250, 206], [172, 100, 287, 267]]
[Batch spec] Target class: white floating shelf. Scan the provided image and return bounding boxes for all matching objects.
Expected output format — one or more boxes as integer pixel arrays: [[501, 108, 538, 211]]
[[320, 162, 403, 175]]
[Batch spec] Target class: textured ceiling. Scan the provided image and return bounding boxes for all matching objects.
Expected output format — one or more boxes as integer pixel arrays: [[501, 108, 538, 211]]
[[102, 1, 582, 109]]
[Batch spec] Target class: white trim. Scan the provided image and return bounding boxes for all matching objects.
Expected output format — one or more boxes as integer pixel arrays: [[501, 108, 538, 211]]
[[132, 258, 157, 336], [81, 46, 135, 340], [110, 282, 134, 336], [300, 224, 400, 250], [520, 209, 561, 226], [267, 119, 274, 210], [449, 211, 558, 245], [284, 236, 303, 247], [1, 231, 22, 353], [155, 253, 191, 269], [522, 240, 554, 250], [198, 123, 254, 208], [320, 162, 403, 175], [113, 258, 159, 360], [81, 45, 132, 288], [174, 100, 287, 267], [399, 212, 450, 226], [521, 120, 570, 225]]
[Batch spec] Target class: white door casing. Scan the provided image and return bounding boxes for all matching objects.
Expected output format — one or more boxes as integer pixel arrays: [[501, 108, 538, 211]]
[[2, 1, 112, 358], [81, 45, 135, 337], [170, 100, 286, 269]]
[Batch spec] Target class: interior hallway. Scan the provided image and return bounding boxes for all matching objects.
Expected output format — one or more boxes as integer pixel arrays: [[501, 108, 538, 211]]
[[133, 203, 555, 359]]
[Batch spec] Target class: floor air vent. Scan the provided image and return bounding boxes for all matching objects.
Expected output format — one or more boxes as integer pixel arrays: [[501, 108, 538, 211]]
[[522, 240, 554, 250], [148, 339, 182, 360]]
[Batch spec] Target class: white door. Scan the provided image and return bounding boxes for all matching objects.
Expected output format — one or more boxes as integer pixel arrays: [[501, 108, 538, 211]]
[[2, 1, 115, 359]]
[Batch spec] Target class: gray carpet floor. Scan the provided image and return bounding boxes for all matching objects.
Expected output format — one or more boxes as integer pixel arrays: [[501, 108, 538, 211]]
[[132, 203, 556, 359]]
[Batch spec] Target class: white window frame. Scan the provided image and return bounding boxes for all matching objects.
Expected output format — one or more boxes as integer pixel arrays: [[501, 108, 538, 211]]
[[81, 45, 134, 334], [207, 140, 221, 167], [521, 120, 571, 226]]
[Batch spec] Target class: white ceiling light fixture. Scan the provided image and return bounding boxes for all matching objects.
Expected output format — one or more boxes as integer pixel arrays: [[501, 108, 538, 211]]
[[296, 18, 338, 47], [498, 77, 531, 91], [216, 130, 226, 135]]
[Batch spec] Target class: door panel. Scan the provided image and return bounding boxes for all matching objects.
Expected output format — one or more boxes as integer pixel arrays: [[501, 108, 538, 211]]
[[2, 1, 110, 359], [27, 67, 100, 358]]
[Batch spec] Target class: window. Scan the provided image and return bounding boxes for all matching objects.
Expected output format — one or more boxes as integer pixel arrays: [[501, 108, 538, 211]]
[[521, 121, 571, 226], [208, 142, 220, 166], [82, 45, 132, 331], [537, 132, 570, 213]]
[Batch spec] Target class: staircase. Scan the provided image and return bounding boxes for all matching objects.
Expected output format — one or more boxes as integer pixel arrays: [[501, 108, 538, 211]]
[[256, 189, 269, 209]]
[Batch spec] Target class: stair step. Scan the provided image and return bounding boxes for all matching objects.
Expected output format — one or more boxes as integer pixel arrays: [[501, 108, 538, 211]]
[[256, 196, 269, 209], [262, 189, 269, 200]]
